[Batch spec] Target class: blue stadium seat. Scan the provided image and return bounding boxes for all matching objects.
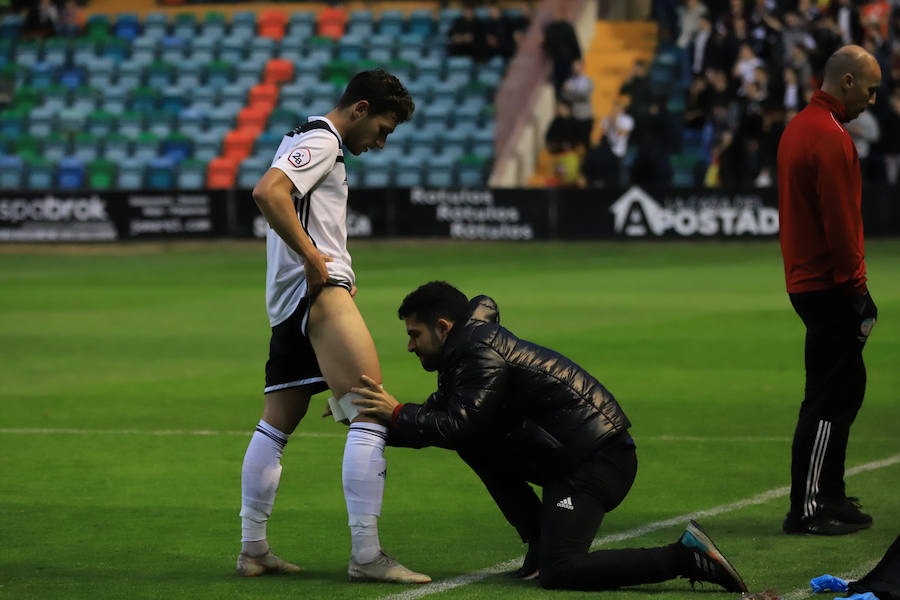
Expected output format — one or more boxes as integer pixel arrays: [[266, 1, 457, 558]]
[[219, 38, 245, 64], [443, 126, 471, 157], [16, 42, 41, 69], [177, 159, 207, 190], [193, 129, 225, 162], [28, 105, 55, 137], [29, 62, 55, 88], [118, 111, 144, 139], [162, 134, 192, 162], [253, 131, 283, 157], [58, 106, 88, 134], [408, 10, 434, 36], [116, 61, 144, 89], [237, 155, 270, 188], [134, 133, 160, 162], [425, 153, 456, 187], [0, 155, 24, 189], [445, 56, 474, 82], [189, 85, 218, 112], [147, 156, 176, 189], [117, 162, 145, 189], [43, 39, 70, 67], [103, 134, 131, 159], [147, 112, 175, 139], [114, 13, 140, 41], [26, 159, 55, 189], [58, 158, 86, 189], [362, 168, 391, 188], [346, 22, 374, 38], [394, 155, 423, 187], [409, 123, 442, 152], [378, 11, 405, 36], [73, 134, 100, 162], [177, 108, 206, 138]]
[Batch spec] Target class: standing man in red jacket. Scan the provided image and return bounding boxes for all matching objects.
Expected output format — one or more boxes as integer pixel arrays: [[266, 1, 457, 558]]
[[776, 45, 881, 536]]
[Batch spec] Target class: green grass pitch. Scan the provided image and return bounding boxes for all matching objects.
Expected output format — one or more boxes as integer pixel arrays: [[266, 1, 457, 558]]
[[1, 240, 898, 600]]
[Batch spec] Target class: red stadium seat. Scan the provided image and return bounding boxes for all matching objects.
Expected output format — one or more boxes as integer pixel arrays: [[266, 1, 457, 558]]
[[223, 128, 260, 161], [317, 6, 347, 40], [207, 156, 240, 188], [249, 83, 279, 112], [259, 10, 288, 40], [264, 58, 294, 85], [237, 105, 271, 131]]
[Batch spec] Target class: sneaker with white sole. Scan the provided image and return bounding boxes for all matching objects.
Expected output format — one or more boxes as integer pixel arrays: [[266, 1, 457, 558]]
[[677, 520, 748, 593], [235, 550, 302, 577], [348, 550, 432, 584]]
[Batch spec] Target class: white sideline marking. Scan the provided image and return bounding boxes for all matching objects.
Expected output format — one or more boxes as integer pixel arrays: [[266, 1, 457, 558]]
[[377, 453, 900, 600]]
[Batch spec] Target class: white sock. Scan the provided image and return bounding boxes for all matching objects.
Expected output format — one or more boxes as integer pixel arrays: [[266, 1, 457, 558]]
[[343, 423, 388, 563], [240, 419, 288, 554]]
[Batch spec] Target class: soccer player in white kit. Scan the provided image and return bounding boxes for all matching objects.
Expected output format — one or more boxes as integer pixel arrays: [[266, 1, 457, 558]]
[[237, 70, 429, 583]]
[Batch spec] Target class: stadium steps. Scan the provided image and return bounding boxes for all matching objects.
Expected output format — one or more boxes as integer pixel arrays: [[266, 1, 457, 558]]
[[585, 20, 657, 144]]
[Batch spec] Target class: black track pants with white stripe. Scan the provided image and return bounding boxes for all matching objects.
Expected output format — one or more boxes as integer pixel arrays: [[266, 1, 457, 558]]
[[789, 289, 869, 518]]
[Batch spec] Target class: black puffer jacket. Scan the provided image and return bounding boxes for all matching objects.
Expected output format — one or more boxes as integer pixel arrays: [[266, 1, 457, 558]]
[[391, 295, 631, 482]]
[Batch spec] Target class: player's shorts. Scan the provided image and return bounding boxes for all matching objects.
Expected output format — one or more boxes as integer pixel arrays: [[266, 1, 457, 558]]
[[264, 296, 329, 395]]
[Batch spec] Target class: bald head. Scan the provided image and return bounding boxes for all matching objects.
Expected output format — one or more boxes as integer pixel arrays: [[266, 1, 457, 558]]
[[821, 45, 881, 121], [824, 45, 879, 86]]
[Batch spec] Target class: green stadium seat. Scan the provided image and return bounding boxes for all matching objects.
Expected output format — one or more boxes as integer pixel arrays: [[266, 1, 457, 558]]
[[14, 133, 42, 156]]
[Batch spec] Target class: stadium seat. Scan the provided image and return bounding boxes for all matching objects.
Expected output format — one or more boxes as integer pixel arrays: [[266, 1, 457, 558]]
[[134, 132, 160, 162], [85, 158, 115, 189], [192, 129, 223, 163], [131, 86, 160, 113], [238, 105, 270, 132], [114, 14, 141, 41], [28, 105, 56, 137], [147, 156, 176, 189], [173, 12, 196, 39], [207, 155, 239, 188], [259, 10, 288, 41], [443, 126, 471, 157], [205, 60, 234, 88], [25, 156, 55, 189], [177, 158, 207, 189], [0, 155, 24, 189], [378, 11, 405, 36], [207, 105, 238, 131], [237, 155, 270, 188], [336, 38, 364, 63], [203, 11, 227, 38], [267, 108, 299, 133], [146, 59, 174, 88], [253, 131, 283, 156], [346, 21, 374, 38], [43, 38, 70, 66], [58, 158, 86, 189], [58, 107, 88, 134], [264, 58, 294, 85], [0, 109, 25, 137], [118, 111, 144, 139], [231, 11, 257, 39], [457, 153, 488, 186], [223, 128, 258, 160], [147, 111, 175, 139], [177, 107, 206, 138], [102, 133, 132, 159], [73, 133, 100, 163], [394, 155, 423, 187], [117, 161, 145, 189], [408, 10, 434, 36], [162, 133, 192, 161], [59, 65, 84, 89], [29, 62, 55, 88], [87, 109, 116, 137], [317, 6, 347, 40], [249, 83, 279, 111], [361, 166, 391, 188], [425, 153, 457, 187]]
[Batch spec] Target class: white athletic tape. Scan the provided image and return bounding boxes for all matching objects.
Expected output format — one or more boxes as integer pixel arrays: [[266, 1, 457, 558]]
[[326, 392, 363, 423], [377, 453, 900, 600]]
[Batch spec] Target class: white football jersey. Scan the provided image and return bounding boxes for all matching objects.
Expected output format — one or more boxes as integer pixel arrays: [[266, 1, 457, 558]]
[[265, 116, 354, 327]]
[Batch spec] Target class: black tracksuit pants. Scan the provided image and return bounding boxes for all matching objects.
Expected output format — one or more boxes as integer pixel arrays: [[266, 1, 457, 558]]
[[788, 288, 872, 518], [461, 435, 684, 591]]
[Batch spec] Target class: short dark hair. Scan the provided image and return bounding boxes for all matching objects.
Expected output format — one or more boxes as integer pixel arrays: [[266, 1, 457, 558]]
[[337, 69, 415, 123], [398, 281, 469, 326]]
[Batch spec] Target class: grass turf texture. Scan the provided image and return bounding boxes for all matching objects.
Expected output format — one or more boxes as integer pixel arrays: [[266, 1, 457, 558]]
[[1, 240, 898, 600]]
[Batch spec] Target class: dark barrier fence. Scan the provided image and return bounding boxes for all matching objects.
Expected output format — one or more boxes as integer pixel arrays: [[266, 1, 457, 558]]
[[2, 185, 899, 242]]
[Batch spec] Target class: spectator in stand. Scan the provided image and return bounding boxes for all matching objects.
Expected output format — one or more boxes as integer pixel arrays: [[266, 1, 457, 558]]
[[560, 60, 594, 149], [788, 43, 814, 91], [878, 91, 900, 184], [833, 0, 863, 45], [812, 16, 846, 72], [689, 15, 714, 75], [542, 4, 582, 93], [685, 74, 713, 129], [22, 0, 60, 38], [782, 66, 803, 111], [601, 99, 635, 162], [861, 1, 890, 42], [448, 7, 485, 60], [747, 0, 783, 63], [846, 107, 881, 177], [677, 0, 708, 48], [545, 102, 581, 151], [620, 59, 653, 118], [482, 5, 516, 61], [782, 12, 817, 64], [631, 96, 675, 186], [733, 43, 764, 95]]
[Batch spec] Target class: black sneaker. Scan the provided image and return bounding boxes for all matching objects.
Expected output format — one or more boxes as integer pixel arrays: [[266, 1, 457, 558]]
[[783, 498, 872, 535], [508, 540, 540, 580], [677, 520, 748, 593]]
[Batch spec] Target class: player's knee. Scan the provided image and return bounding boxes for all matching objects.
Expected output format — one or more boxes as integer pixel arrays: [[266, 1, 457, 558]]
[[538, 561, 569, 590]]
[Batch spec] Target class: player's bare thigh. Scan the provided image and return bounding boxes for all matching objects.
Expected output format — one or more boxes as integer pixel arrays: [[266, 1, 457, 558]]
[[307, 285, 382, 424], [262, 387, 312, 435]]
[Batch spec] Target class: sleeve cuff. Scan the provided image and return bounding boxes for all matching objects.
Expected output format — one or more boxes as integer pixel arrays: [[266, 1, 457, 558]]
[[391, 403, 404, 429]]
